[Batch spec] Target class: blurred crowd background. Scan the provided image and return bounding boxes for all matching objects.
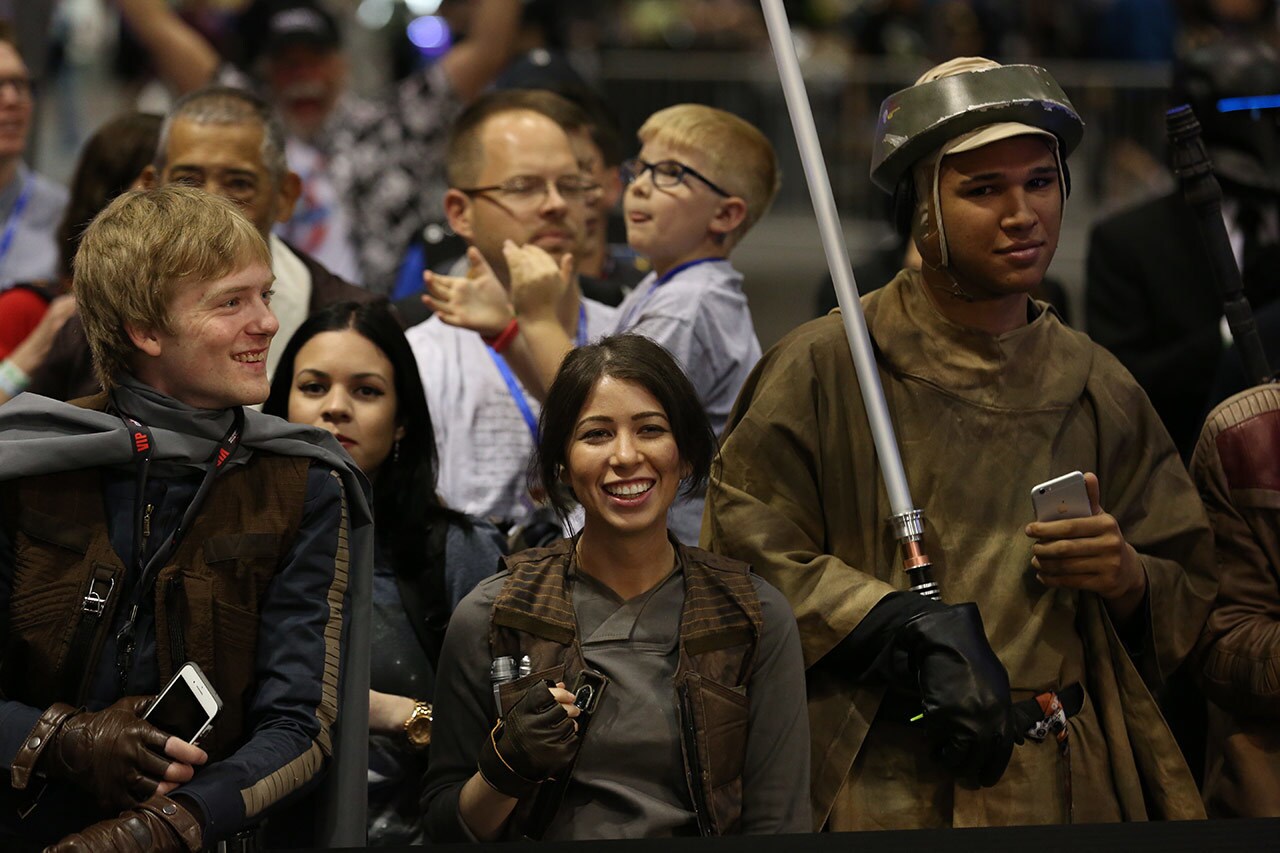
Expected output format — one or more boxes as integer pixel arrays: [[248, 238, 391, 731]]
[[8, 0, 1278, 346]]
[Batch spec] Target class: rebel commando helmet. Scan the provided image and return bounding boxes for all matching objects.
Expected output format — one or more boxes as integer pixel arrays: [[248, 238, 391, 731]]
[[871, 59, 1085, 281], [871, 61, 1084, 193]]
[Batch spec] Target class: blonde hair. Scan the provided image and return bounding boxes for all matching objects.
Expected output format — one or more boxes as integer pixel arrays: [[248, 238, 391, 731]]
[[74, 186, 270, 389], [637, 104, 779, 245]]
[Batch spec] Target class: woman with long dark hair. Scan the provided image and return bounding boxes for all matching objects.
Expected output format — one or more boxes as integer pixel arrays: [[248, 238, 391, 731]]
[[422, 334, 811, 841], [265, 301, 504, 845]]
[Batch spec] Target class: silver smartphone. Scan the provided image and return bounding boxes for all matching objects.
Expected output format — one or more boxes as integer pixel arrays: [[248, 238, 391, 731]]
[[144, 661, 222, 744], [1031, 471, 1092, 522]]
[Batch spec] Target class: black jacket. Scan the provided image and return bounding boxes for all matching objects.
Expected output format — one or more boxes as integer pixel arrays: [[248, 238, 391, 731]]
[[1085, 190, 1279, 456]]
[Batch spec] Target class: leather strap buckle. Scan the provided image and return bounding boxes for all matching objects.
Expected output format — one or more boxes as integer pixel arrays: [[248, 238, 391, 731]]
[[82, 574, 115, 615], [15, 781, 46, 819]]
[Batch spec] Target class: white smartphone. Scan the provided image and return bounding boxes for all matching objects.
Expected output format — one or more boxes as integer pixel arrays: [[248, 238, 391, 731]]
[[144, 661, 222, 744], [1031, 471, 1092, 522]]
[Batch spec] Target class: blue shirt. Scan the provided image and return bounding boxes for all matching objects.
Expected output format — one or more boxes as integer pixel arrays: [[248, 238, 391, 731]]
[[0, 164, 67, 287], [614, 258, 762, 542]]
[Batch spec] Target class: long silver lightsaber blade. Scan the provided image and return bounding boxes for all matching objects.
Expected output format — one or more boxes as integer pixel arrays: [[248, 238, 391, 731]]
[[759, 0, 938, 598]]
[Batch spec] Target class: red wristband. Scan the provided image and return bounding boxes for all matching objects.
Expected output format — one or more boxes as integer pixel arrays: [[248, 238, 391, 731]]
[[483, 318, 520, 353]]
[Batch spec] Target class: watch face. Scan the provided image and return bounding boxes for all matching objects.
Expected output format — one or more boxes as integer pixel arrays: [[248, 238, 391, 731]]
[[406, 714, 432, 746]]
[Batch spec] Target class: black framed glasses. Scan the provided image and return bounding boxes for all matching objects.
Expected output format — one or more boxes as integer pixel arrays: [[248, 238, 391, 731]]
[[455, 174, 600, 207], [620, 158, 731, 197]]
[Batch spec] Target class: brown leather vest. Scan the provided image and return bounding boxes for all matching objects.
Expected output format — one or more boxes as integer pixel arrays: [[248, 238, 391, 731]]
[[0, 454, 308, 760], [487, 538, 762, 836]]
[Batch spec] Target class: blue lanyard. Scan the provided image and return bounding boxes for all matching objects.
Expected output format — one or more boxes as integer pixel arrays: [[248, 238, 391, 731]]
[[489, 304, 588, 441], [617, 257, 723, 330], [0, 177, 32, 272]]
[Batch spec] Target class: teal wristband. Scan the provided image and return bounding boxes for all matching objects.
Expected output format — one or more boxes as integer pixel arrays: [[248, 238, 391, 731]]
[[0, 358, 31, 397]]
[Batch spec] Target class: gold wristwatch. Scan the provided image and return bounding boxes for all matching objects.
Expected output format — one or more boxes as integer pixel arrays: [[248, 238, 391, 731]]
[[403, 701, 433, 747]]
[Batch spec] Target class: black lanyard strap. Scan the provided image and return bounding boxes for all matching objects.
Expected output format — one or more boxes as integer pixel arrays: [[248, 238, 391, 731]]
[[120, 413, 155, 578], [113, 405, 245, 687]]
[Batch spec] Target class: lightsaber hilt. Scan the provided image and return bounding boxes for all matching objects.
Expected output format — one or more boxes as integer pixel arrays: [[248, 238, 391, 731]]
[[490, 655, 517, 717], [891, 509, 939, 600], [1167, 104, 1273, 386]]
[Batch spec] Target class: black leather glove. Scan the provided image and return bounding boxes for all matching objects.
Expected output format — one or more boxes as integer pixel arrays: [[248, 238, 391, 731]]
[[478, 680, 578, 799], [44, 793, 204, 853], [828, 592, 1014, 787], [899, 603, 1014, 786], [36, 696, 175, 811]]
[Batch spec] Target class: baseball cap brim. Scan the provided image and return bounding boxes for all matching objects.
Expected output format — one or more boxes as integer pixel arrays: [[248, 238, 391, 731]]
[[264, 4, 340, 55], [942, 122, 1059, 157]]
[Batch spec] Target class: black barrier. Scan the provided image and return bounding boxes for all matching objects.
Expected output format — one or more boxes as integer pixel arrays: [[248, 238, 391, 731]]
[[276, 817, 1280, 852]]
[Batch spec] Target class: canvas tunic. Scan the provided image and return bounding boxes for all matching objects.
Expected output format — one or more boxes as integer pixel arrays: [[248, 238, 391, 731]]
[[704, 270, 1214, 828]]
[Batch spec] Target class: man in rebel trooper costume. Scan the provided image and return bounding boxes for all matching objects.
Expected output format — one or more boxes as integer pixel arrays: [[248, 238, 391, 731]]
[[705, 57, 1215, 828], [0, 186, 371, 851]]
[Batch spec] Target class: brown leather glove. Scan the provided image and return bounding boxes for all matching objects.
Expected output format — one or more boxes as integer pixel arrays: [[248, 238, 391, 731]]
[[43, 794, 203, 853], [38, 696, 176, 811], [478, 680, 579, 799]]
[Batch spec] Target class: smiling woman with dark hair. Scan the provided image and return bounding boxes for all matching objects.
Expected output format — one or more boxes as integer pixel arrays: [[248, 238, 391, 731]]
[[422, 334, 811, 842], [264, 300, 504, 845]]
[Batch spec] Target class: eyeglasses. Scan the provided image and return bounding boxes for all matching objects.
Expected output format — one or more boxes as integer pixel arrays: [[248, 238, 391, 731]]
[[620, 158, 731, 197], [0, 76, 33, 100], [455, 175, 600, 207]]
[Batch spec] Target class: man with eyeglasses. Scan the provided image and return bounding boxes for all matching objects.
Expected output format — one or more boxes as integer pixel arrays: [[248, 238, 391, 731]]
[[0, 21, 68, 352], [405, 91, 618, 542], [427, 103, 779, 544]]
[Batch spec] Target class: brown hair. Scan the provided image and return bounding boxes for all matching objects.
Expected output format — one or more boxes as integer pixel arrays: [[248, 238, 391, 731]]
[[74, 186, 270, 388], [637, 104, 779, 245], [58, 112, 163, 279]]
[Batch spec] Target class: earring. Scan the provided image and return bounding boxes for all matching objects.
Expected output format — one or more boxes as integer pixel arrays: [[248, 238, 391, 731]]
[[393, 439, 401, 463]]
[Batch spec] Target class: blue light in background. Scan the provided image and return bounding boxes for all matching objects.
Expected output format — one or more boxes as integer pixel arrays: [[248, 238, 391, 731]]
[[1217, 95, 1280, 113], [407, 15, 451, 57]]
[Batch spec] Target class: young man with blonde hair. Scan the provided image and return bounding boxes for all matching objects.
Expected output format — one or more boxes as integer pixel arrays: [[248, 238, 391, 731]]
[[429, 102, 779, 542], [74, 182, 271, 391], [0, 186, 369, 851]]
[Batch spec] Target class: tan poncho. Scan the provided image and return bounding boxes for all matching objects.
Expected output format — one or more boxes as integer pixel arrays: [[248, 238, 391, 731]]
[[705, 271, 1214, 828]]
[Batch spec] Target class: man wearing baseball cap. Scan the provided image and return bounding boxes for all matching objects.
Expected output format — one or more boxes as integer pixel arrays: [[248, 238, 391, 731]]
[[705, 58, 1214, 828], [115, 0, 522, 292]]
